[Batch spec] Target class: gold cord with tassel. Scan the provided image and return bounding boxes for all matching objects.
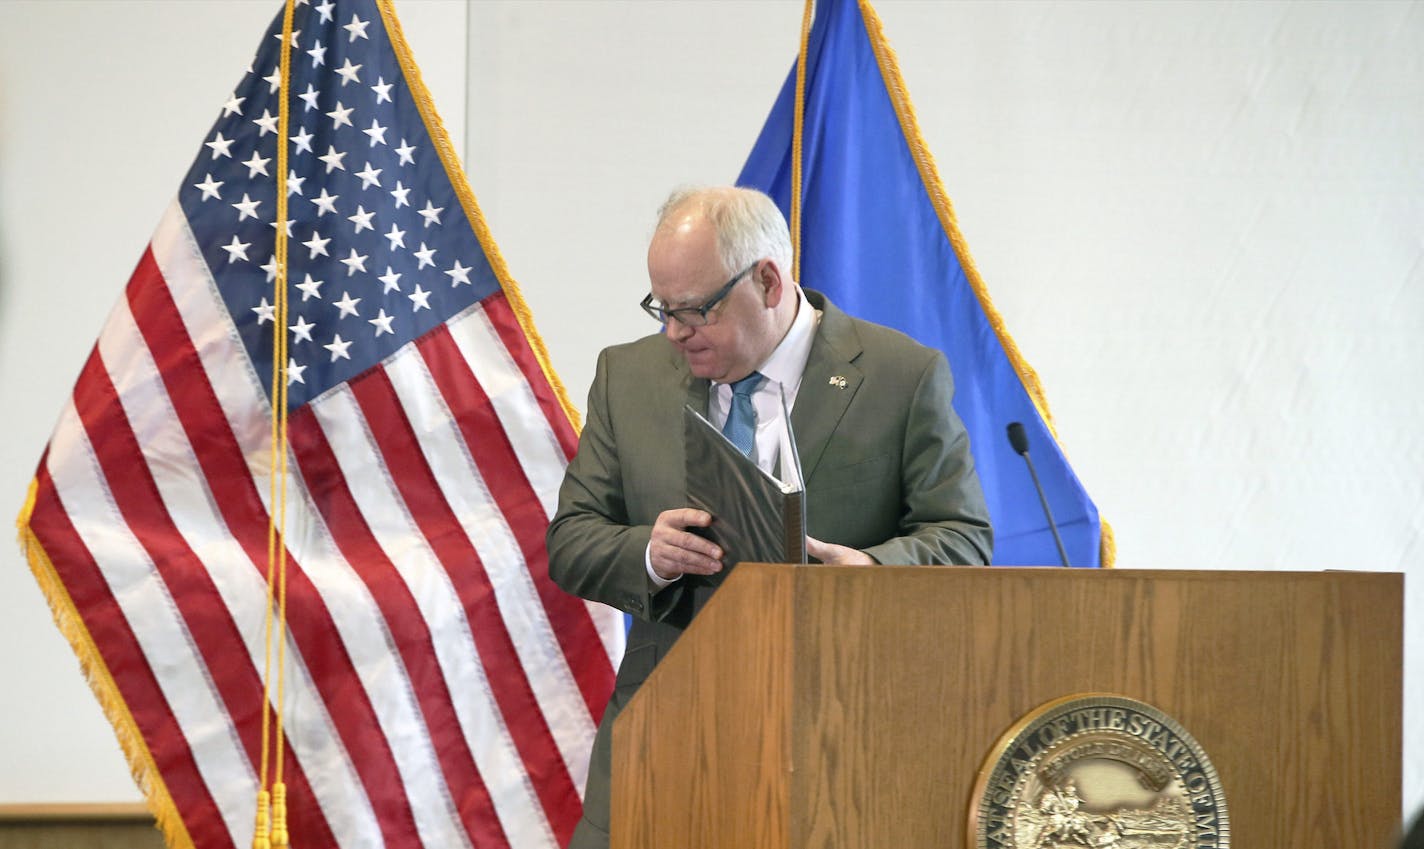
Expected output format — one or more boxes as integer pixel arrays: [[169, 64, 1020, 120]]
[[256, 1, 298, 846]]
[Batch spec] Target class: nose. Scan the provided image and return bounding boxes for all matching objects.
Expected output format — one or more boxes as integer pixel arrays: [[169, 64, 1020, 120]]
[[664, 318, 695, 342]]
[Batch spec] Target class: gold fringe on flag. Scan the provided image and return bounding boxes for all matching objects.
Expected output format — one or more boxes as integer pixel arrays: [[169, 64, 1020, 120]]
[[16, 483, 198, 849]]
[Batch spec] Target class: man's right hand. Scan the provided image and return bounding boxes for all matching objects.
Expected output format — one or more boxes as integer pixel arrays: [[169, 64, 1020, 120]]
[[649, 508, 723, 581]]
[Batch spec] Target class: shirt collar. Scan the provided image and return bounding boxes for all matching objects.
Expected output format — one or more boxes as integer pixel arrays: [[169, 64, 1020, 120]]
[[712, 286, 819, 395], [757, 286, 818, 393]]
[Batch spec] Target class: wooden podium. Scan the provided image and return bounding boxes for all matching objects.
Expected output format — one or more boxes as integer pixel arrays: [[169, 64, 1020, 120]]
[[611, 564, 1401, 848]]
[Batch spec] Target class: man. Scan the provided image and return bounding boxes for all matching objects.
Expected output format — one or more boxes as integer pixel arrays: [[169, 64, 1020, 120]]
[[547, 186, 992, 848]]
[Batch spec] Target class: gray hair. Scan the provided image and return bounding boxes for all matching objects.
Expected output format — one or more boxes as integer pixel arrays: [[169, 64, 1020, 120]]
[[655, 186, 795, 280]]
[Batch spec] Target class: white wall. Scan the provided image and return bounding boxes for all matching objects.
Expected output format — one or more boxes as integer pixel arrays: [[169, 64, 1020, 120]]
[[2, 0, 1419, 822]]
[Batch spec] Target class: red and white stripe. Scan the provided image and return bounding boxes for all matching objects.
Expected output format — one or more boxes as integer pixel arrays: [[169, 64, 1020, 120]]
[[27, 199, 622, 848]]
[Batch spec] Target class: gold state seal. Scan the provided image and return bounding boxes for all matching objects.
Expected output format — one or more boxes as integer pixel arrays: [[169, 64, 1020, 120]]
[[970, 694, 1228, 849]]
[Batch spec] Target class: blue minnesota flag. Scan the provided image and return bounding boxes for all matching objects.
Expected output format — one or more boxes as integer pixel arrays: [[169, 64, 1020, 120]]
[[739, 0, 1110, 567]]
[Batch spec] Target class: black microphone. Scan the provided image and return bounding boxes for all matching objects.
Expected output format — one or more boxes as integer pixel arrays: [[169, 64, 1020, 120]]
[[1006, 422, 1070, 567]]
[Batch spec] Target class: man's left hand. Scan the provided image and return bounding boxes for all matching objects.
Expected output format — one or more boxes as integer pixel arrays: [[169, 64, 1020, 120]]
[[805, 535, 874, 565]]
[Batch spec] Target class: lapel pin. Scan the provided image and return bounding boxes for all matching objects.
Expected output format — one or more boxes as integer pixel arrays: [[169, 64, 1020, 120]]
[[828, 375, 847, 389]]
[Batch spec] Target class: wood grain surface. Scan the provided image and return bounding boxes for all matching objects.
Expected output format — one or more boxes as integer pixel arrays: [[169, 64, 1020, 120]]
[[613, 565, 1402, 849]]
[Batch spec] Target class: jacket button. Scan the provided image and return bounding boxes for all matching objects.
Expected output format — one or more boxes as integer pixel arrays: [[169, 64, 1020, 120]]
[[626, 596, 644, 613]]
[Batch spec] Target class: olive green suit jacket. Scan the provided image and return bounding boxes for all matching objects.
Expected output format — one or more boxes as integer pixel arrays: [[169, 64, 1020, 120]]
[[547, 290, 991, 848]]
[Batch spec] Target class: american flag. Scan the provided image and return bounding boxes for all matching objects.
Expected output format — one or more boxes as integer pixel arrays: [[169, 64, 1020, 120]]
[[16, 1, 621, 847]]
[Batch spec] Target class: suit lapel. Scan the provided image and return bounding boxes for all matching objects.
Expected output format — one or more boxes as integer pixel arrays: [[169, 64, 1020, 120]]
[[790, 294, 863, 483], [666, 291, 855, 483]]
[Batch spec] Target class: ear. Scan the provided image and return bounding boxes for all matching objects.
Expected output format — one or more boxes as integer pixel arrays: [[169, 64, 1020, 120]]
[[757, 259, 787, 308]]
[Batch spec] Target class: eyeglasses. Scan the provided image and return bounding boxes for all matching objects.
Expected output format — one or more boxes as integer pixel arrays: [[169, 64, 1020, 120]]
[[640, 262, 758, 327]]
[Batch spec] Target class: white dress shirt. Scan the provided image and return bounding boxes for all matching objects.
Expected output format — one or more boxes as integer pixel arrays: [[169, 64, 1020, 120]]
[[707, 287, 819, 475]]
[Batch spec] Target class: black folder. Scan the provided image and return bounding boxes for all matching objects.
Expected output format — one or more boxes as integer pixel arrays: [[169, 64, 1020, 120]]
[[682, 404, 806, 572]]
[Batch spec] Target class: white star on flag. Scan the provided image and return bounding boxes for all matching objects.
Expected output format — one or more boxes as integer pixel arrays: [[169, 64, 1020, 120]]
[[390, 181, 410, 207], [363, 119, 388, 146], [323, 332, 352, 361], [232, 193, 263, 221], [195, 173, 224, 200], [310, 188, 339, 216], [344, 13, 370, 42], [371, 76, 393, 104], [395, 138, 416, 165], [348, 205, 375, 233], [291, 126, 315, 154], [302, 231, 331, 258], [253, 109, 279, 136], [326, 100, 354, 129], [445, 260, 472, 287], [296, 273, 324, 301], [339, 248, 368, 276], [355, 161, 382, 189], [368, 308, 395, 336], [299, 83, 321, 111], [384, 223, 405, 250], [221, 234, 250, 262], [290, 314, 316, 343], [206, 132, 235, 158], [418, 199, 442, 227], [243, 151, 272, 177], [333, 291, 362, 318], [335, 58, 362, 86], [318, 145, 347, 173], [379, 266, 402, 293]]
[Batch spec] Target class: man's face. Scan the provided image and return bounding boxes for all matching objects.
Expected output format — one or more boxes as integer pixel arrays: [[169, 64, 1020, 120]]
[[647, 215, 774, 383]]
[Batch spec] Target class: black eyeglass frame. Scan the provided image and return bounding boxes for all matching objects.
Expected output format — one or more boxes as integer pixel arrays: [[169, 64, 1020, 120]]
[[640, 262, 758, 327]]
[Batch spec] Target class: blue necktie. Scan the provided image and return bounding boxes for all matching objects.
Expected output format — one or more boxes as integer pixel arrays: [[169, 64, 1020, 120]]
[[721, 371, 764, 457]]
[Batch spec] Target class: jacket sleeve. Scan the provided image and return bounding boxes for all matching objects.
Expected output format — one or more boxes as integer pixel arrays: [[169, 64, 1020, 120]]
[[546, 348, 689, 622], [860, 351, 993, 567]]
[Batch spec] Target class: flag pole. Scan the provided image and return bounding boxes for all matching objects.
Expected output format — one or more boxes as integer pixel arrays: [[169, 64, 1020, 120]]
[[790, 0, 815, 283]]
